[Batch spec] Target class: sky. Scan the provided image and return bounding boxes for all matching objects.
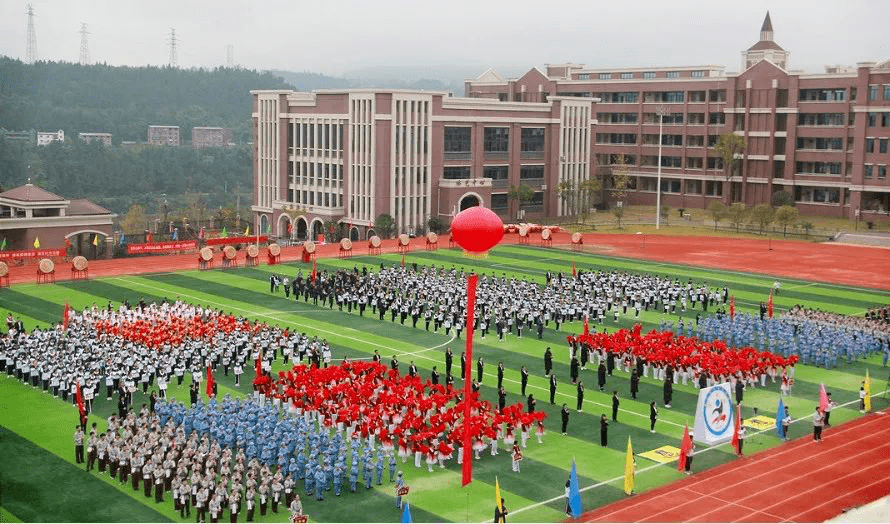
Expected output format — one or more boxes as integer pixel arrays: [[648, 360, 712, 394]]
[[1, 0, 888, 79]]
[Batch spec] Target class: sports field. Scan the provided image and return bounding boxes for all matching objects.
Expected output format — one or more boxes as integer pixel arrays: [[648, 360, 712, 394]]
[[1, 243, 888, 523]]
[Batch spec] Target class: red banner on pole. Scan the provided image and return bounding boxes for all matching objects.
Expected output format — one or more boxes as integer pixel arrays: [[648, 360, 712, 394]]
[[0, 248, 66, 259], [462, 273, 478, 487], [205, 235, 268, 246], [126, 240, 197, 254]]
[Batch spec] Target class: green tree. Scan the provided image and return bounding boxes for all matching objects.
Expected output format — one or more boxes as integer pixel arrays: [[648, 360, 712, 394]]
[[800, 221, 814, 237], [374, 214, 395, 238], [708, 201, 728, 230], [773, 205, 799, 237], [508, 183, 534, 218], [728, 202, 748, 232], [119, 204, 148, 235], [712, 132, 747, 201], [426, 216, 445, 234], [771, 190, 794, 208], [613, 204, 625, 229], [609, 156, 631, 205], [578, 178, 602, 221], [749, 203, 774, 234], [556, 181, 577, 218], [659, 204, 671, 226]]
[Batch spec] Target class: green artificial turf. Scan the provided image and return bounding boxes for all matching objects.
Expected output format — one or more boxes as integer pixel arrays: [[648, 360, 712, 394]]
[[0, 244, 888, 522]]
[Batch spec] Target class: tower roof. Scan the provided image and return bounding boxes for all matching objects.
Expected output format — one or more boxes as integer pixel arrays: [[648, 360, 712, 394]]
[[761, 11, 773, 32]]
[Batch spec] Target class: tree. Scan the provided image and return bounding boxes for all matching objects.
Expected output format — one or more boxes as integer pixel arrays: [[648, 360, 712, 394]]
[[613, 204, 625, 229], [728, 202, 748, 233], [119, 204, 148, 235], [374, 214, 395, 238], [609, 156, 631, 205], [427, 216, 445, 234], [749, 203, 774, 234], [556, 181, 577, 218], [712, 132, 747, 202], [771, 190, 794, 208], [578, 178, 602, 221], [659, 204, 671, 226], [800, 221, 814, 237], [508, 183, 534, 218], [773, 205, 799, 237], [708, 201, 728, 230]]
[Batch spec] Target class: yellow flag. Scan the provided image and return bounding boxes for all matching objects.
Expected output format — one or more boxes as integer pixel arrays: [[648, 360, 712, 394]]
[[623, 436, 635, 495], [864, 369, 871, 412], [92, 234, 99, 246], [245, 225, 250, 236], [495, 476, 503, 522], [33, 236, 40, 249]]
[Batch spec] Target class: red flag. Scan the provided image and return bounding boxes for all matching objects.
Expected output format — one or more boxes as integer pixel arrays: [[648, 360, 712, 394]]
[[65, 238, 71, 249], [819, 382, 829, 412], [731, 405, 741, 455], [206, 366, 215, 398], [768, 291, 773, 319], [462, 273, 478, 487], [571, 261, 577, 278], [75, 382, 86, 424], [729, 296, 735, 320], [583, 314, 589, 336], [63, 302, 70, 330], [146, 231, 153, 243], [677, 423, 692, 472], [253, 355, 263, 385], [311, 258, 317, 282]]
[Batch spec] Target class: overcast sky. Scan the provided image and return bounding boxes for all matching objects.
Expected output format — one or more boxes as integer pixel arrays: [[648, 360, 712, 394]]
[[2, 0, 888, 78]]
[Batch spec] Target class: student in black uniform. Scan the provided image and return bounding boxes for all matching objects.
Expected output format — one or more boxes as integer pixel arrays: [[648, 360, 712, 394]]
[[560, 404, 570, 435], [612, 391, 620, 422], [576, 381, 584, 412], [600, 414, 609, 446]]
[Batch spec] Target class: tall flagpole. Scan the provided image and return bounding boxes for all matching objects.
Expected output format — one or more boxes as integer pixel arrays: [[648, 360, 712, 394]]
[[461, 273, 478, 487]]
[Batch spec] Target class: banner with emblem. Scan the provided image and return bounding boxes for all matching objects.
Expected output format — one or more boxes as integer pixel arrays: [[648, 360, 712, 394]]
[[742, 415, 775, 431], [693, 382, 736, 444], [638, 445, 682, 464]]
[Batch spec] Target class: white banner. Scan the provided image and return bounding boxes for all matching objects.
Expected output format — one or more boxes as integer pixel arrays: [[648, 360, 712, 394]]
[[692, 382, 736, 445]]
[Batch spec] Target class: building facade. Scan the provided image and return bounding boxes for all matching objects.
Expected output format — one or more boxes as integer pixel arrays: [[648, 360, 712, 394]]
[[147, 125, 181, 146], [78, 132, 113, 146], [192, 127, 233, 149], [464, 13, 890, 221], [252, 89, 593, 239], [36, 130, 64, 146]]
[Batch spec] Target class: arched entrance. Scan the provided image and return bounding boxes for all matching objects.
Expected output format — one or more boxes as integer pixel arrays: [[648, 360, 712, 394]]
[[459, 193, 482, 211], [350, 227, 359, 241], [295, 217, 308, 240], [366, 228, 376, 240], [277, 214, 292, 239], [310, 219, 324, 241], [65, 230, 106, 259], [259, 214, 269, 236]]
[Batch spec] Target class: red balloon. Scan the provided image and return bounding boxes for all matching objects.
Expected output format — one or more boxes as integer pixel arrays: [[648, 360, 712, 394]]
[[450, 206, 504, 253]]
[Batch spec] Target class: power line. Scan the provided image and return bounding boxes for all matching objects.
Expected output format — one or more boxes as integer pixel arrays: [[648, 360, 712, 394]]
[[79, 23, 90, 65], [25, 3, 37, 63], [168, 28, 177, 67]]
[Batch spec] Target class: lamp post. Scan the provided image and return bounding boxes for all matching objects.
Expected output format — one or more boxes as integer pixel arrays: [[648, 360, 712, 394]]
[[655, 105, 668, 230]]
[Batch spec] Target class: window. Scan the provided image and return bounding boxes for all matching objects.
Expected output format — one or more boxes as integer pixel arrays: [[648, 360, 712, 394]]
[[709, 112, 726, 125], [705, 180, 723, 196], [687, 135, 705, 147], [645, 112, 684, 125], [444, 127, 471, 152], [443, 167, 470, 179], [642, 134, 683, 146], [868, 85, 878, 101], [883, 113, 890, 127], [484, 165, 508, 180], [691, 71, 705, 78], [885, 85, 890, 101], [578, 74, 590, 80], [596, 92, 639, 103], [866, 138, 875, 153], [774, 137, 786, 154], [520, 128, 545, 154], [795, 186, 840, 203], [666, 71, 680, 79], [643, 72, 656, 80], [519, 165, 544, 180], [620, 72, 634, 80], [798, 113, 846, 126], [864, 165, 873, 179], [688, 113, 705, 125], [530, 192, 544, 206], [642, 156, 681, 168], [643, 91, 685, 103], [880, 165, 887, 179], [735, 92, 746, 107], [661, 179, 682, 193], [595, 133, 637, 145], [596, 112, 638, 124], [776, 89, 788, 107], [774, 161, 785, 178], [689, 91, 706, 103], [687, 158, 703, 170], [708, 90, 726, 102], [799, 88, 847, 101], [880, 139, 888, 154], [490, 193, 508, 209], [640, 177, 658, 192], [686, 179, 703, 193], [599, 73, 612, 80], [707, 157, 724, 170], [483, 127, 509, 153], [796, 137, 843, 151], [867, 112, 877, 127], [775, 113, 788, 131], [795, 161, 841, 175], [497, 93, 507, 102], [708, 135, 719, 147]]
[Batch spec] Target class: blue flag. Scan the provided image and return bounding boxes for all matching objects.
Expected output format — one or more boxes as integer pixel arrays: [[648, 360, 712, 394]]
[[569, 459, 582, 518], [401, 502, 412, 523], [776, 397, 785, 439], [172, 228, 178, 241], [119, 233, 125, 246]]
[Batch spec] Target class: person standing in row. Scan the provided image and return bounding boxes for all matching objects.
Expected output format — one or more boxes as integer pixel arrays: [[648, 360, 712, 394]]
[[813, 407, 824, 442], [630, 370, 639, 400], [549, 373, 557, 404], [560, 404, 570, 435], [597, 362, 607, 391], [494, 497, 508, 523], [477, 357, 484, 384], [544, 347, 553, 377], [576, 381, 584, 412], [74, 426, 85, 464], [520, 366, 529, 397], [824, 392, 836, 426], [781, 406, 791, 441], [600, 414, 609, 446], [737, 421, 747, 456], [649, 401, 658, 433], [684, 442, 696, 475], [611, 391, 620, 422]]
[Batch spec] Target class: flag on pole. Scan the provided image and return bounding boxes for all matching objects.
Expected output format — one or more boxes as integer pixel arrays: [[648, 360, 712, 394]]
[[92, 234, 99, 247], [623, 437, 635, 495], [75, 382, 86, 425], [221, 227, 228, 238], [33, 237, 40, 249], [677, 423, 692, 472], [568, 460, 582, 518], [266, 221, 272, 234], [729, 296, 735, 320], [311, 258, 317, 282], [146, 231, 153, 243], [462, 273, 479, 487], [571, 261, 577, 278], [583, 314, 589, 336], [768, 291, 774, 318], [63, 302, 70, 330], [495, 477, 504, 522], [206, 366, 215, 398], [776, 397, 786, 439], [0, 238, 6, 251], [819, 383, 829, 413], [119, 233, 125, 246], [731, 407, 741, 454], [401, 253, 406, 268], [401, 502, 412, 524], [255, 355, 263, 383], [245, 225, 250, 236], [864, 369, 871, 412]]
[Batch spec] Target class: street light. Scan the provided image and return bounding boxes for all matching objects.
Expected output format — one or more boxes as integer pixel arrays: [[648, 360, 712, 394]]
[[656, 104, 669, 230]]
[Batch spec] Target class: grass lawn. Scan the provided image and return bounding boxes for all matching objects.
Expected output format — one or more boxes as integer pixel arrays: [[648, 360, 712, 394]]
[[0, 244, 888, 522]]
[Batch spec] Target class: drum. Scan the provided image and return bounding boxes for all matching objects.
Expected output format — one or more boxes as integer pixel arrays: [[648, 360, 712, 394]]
[[369, 236, 382, 248], [340, 238, 352, 250], [541, 228, 552, 240], [246, 244, 259, 258], [72, 256, 88, 271], [513, 452, 523, 462], [518, 226, 529, 238], [397, 486, 410, 496], [304, 241, 316, 254], [398, 234, 410, 246], [223, 246, 237, 260], [0, 261, 8, 278], [38, 258, 55, 274], [426, 232, 438, 243], [571, 232, 582, 244], [268, 243, 281, 257], [200, 247, 214, 262]]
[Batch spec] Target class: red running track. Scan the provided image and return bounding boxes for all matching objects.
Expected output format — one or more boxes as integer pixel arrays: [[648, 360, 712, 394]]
[[4, 232, 890, 291], [579, 409, 890, 523]]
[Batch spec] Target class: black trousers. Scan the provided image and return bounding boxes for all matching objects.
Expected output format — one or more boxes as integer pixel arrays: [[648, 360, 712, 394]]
[[75, 445, 84, 463], [814, 426, 823, 441], [600, 431, 607, 446], [650, 418, 656, 431]]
